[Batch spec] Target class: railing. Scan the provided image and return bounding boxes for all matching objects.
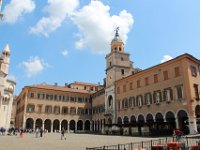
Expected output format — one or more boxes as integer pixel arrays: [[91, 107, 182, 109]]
[[104, 109, 113, 116], [86, 136, 200, 150]]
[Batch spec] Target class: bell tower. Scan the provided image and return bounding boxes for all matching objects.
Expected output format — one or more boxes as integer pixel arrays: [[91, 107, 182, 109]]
[[104, 28, 133, 124], [1, 44, 10, 75], [106, 27, 133, 87]]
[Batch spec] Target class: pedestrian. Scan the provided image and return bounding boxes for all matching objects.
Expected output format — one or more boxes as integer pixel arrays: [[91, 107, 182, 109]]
[[40, 128, 43, 137], [173, 129, 183, 141], [61, 127, 66, 140], [19, 129, 23, 138], [35, 127, 39, 138]]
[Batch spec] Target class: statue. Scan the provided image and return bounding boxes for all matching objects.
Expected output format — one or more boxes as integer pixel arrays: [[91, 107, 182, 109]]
[[115, 27, 119, 36]]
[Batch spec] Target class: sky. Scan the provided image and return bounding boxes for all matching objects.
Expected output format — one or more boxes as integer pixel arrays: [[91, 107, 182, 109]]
[[0, 0, 200, 95]]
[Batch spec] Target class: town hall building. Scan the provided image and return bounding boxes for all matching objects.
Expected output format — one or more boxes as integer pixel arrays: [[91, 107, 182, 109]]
[[15, 29, 200, 136]]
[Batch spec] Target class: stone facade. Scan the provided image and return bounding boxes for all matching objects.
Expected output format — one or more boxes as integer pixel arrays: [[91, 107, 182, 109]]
[[0, 44, 16, 129], [15, 31, 200, 135]]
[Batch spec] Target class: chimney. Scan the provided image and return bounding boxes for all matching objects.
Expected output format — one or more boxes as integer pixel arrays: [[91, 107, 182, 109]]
[[64, 83, 68, 87], [54, 82, 58, 86]]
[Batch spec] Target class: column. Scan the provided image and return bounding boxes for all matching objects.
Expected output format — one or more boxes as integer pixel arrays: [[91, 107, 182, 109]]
[[68, 123, 70, 133], [59, 121, 62, 131], [33, 122, 36, 131], [188, 116, 197, 134], [42, 123, 44, 130], [51, 123, 53, 133], [83, 122, 85, 132], [175, 118, 179, 129], [75, 122, 77, 133]]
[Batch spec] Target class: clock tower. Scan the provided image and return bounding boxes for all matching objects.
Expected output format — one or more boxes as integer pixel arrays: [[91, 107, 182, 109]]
[[105, 28, 134, 124]]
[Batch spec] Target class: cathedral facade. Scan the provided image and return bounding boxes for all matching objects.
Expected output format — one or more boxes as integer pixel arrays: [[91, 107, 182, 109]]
[[0, 44, 16, 129], [15, 31, 200, 135]]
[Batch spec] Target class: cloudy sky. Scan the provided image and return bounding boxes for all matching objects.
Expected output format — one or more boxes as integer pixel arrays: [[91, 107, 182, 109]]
[[0, 0, 200, 94]]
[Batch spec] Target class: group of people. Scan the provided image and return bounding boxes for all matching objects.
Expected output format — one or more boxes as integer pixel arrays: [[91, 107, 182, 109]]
[[35, 127, 44, 138]]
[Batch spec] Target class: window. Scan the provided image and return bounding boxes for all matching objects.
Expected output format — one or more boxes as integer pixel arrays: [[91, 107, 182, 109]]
[[194, 84, 199, 100], [27, 104, 35, 113], [175, 67, 180, 77], [137, 80, 140, 88], [163, 71, 169, 80], [45, 105, 52, 114], [62, 107, 68, 114], [123, 85, 126, 92], [121, 69, 124, 75], [154, 74, 158, 83], [145, 77, 149, 86], [30, 92, 34, 98], [54, 106, 60, 114], [78, 97, 83, 103], [109, 61, 112, 66], [163, 88, 173, 102], [121, 57, 124, 61], [70, 107, 76, 115], [153, 91, 161, 104], [176, 85, 183, 99], [77, 107, 84, 115], [129, 82, 133, 90], [129, 97, 134, 108], [137, 96, 142, 107], [191, 66, 197, 77], [37, 105, 42, 113], [119, 47, 122, 51], [124, 98, 128, 109], [145, 93, 151, 105], [70, 96, 75, 102]]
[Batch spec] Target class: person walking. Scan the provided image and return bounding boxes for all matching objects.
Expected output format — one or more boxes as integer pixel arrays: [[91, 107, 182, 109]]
[[35, 127, 39, 138], [19, 129, 23, 138], [61, 127, 66, 140], [40, 128, 43, 137]]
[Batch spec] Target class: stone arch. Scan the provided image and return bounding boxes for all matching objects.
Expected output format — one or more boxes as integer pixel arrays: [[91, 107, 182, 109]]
[[69, 120, 76, 131], [123, 116, 129, 124], [130, 115, 136, 124], [165, 111, 176, 129], [117, 117, 122, 125], [146, 113, 154, 125], [61, 120, 68, 130], [44, 119, 51, 132], [35, 118, 42, 129], [26, 118, 34, 129], [84, 120, 90, 131], [53, 119, 60, 132], [177, 110, 189, 134], [155, 112, 164, 122], [138, 114, 145, 123], [77, 120, 83, 131]]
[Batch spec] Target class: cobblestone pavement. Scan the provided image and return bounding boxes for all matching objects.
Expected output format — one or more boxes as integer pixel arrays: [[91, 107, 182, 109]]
[[0, 133, 157, 150]]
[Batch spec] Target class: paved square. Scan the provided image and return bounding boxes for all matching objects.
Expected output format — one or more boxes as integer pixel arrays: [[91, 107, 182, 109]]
[[0, 133, 155, 150]]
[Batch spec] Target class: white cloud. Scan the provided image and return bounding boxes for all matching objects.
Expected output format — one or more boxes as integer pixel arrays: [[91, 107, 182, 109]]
[[3, 0, 35, 24], [72, 0, 134, 54], [161, 55, 173, 63], [22, 56, 48, 78], [30, 0, 79, 37], [8, 75, 16, 82], [61, 50, 68, 57]]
